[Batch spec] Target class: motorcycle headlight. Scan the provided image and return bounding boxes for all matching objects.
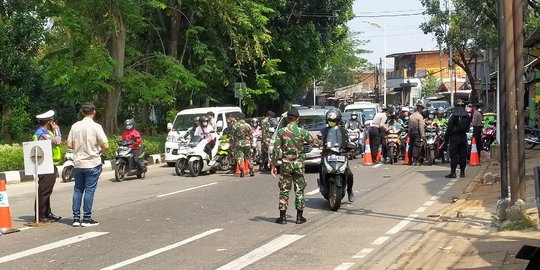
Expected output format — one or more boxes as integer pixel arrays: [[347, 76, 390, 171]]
[[166, 135, 175, 142], [324, 159, 333, 172], [338, 161, 348, 173]]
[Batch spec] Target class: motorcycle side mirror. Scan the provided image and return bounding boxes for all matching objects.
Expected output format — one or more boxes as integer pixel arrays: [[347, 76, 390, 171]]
[[167, 123, 173, 130]]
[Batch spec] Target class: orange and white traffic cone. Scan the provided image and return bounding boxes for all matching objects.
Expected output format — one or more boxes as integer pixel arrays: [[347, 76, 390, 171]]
[[243, 159, 250, 174], [0, 179, 19, 235], [376, 146, 382, 163], [363, 138, 374, 166], [403, 137, 410, 165], [469, 137, 480, 166]]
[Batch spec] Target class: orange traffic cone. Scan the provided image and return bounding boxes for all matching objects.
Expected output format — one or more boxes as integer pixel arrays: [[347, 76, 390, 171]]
[[376, 146, 382, 162], [469, 137, 480, 166], [0, 179, 19, 234], [403, 137, 410, 165], [363, 138, 374, 166], [235, 160, 250, 174]]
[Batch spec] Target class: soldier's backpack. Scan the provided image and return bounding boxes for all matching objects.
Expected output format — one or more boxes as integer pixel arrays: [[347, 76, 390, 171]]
[[453, 115, 471, 133]]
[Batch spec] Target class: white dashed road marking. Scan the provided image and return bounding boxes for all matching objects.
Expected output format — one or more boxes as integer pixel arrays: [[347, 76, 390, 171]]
[[216, 234, 305, 270], [415, 207, 427, 213], [372, 164, 382, 168], [334, 262, 355, 270], [352, 248, 374, 259], [156, 182, 217, 198], [0, 232, 109, 264], [386, 214, 418, 235], [306, 188, 320, 196], [101, 229, 222, 270], [371, 236, 390, 246]]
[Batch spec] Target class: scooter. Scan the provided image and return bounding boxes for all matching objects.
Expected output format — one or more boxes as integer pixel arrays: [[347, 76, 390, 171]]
[[252, 130, 262, 165], [61, 150, 74, 182], [212, 134, 231, 171], [184, 135, 217, 177], [318, 127, 354, 211], [525, 126, 540, 150], [385, 127, 402, 164], [175, 137, 190, 176], [424, 124, 442, 166], [347, 128, 361, 159], [482, 120, 497, 151], [114, 140, 148, 182]]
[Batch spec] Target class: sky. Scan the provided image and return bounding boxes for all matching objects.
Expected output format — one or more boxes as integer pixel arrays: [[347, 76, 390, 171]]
[[349, 0, 438, 70]]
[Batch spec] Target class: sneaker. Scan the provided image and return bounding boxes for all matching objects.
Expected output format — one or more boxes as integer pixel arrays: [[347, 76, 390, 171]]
[[81, 219, 99, 227], [72, 219, 81, 227]]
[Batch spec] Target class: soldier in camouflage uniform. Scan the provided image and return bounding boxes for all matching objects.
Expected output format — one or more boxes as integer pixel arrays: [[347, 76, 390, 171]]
[[271, 108, 315, 224], [260, 111, 276, 172], [224, 113, 238, 174], [233, 113, 254, 177]]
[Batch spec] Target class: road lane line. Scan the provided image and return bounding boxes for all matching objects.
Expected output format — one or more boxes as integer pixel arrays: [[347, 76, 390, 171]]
[[0, 232, 108, 264], [386, 214, 418, 235], [423, 201, 435, 206], [18, 227, 33, 231], [305, 188, 320, 196], [156, 182, 218, 198], [430, 196, 439, 201], [101, 229, 222, 270], [216, 234, 304, 270], [450, 179, 459, 183], [441, 185, 451, 191], [371, 236, 390, 246], [415, 207, 427, 213], [352, 248, 373, 259], [437, 190, 446, 195], [372, 164, 382, 168], [334, 262, 355, 270]]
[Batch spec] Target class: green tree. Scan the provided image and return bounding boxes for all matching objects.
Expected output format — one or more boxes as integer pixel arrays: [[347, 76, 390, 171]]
[[421, 73, 440, 98]]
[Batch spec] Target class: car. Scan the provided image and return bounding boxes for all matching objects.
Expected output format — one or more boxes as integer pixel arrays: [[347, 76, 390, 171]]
[[344, 102, 381, 127], [165, 106, 241, 166], [426, 100, 450, 111], [268, 109, 327, 166]]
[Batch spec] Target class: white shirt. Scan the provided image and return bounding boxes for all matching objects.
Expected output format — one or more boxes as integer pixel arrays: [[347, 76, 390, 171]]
[[67, 118, 108, 169], [194, 124, 215, 139]]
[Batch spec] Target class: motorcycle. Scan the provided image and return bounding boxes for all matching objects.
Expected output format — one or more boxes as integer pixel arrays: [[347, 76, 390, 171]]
[[184, 135, 217, 177], [318, 126, 354, 211], [61, 150, 74, 182], [114, 140, 148, 182], [347, 128, 361, 159], [438, 125, 448, 163], [424, 124, 442, 166], [525, 126, 540, 150], [252, 129, 262, 165], [212, 134, 231, 171], [482, 120, 497, 151], [467, 127, 474, 158], [174, 137, 190, 176], [385, 127, 402, 164]]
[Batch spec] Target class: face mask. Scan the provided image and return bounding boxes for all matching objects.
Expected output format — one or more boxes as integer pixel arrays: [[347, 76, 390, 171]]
[[351, 116, 357, 120], [328, 121, 337, 127]]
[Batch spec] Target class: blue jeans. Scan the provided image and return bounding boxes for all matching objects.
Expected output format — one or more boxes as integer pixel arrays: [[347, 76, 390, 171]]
[[72, 165, 102, 220]]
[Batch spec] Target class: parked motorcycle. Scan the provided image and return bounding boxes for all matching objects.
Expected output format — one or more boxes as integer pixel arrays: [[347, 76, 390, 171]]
[[184, 135, 217, 177], [174, 137, 190, 176], [114, 140, 148, 182], [61, 150, 74, 182], [482, 120, 497, 151], [318, 127, 354, 211], [213, 134, 231, 171], [525, 126, 540, 150], [385, 127, 402, 164]]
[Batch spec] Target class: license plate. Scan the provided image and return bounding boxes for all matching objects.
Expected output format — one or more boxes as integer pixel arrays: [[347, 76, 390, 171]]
[[328, 155, 346, 162]]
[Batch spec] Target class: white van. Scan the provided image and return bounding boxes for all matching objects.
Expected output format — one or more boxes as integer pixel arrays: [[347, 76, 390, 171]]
[[344, 102, 382, 127], [165, 106, 241, 166]]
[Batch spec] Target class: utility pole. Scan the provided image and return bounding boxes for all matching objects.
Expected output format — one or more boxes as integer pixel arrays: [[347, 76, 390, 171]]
[[498, 0, 508, 199], [383, 23, 387, 107], [449, 45, 455, 107], [380, 58, 383, 104], [513, 0, 526, 199], [374, 63, 380, 103], [313, 78, 316, 107]]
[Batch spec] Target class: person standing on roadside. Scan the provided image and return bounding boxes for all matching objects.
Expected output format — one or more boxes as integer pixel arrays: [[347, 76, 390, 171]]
[[470, 103, 483, 153], [408, 101, 426, 165], [232, 113, 254, 177], [442, 99, 471, 178], [271, 108, 315, 225], [260, 111, 275, 172], [67, 103, 109, 227], [369, 107, 390, 163], [33, 110, 63, 222]]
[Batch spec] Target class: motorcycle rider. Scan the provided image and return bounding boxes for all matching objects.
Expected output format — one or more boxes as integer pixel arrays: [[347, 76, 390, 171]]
[[400, 107, 410, 126], [369, 107, 391, 163], [194, 115, 216, 161], [184, 116, 200, 139], [121, 119, 144, 172], [408, 101, 426, 165], [346, 111, 363, 131], [436, 110, 447, 127], [442, 99, 471, 178], [260, 111, 276, 172], [320, 109, 355, 202]]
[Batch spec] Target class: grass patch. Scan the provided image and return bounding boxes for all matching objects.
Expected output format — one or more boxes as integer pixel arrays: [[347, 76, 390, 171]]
[[498, 217, 537, 231]]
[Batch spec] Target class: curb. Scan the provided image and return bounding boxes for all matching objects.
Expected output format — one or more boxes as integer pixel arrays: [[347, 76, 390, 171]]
[[1, 153, 165, 185]]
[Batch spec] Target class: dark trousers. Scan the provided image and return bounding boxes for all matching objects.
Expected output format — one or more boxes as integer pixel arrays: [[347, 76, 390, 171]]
[[132, 148, 142, 171], [35, 167, 57, 218], [408, 132, 421, 163], [449, 135, 468, 172], [473, 126, 483, 152], [368, 127, 380, 162]]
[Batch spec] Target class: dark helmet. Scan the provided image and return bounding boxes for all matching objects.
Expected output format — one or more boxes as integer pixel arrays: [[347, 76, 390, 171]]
[[251, 118, 259, 127], [200, 116, 209, 126], [326, 108, 342, 123], [455, 99, 465, 107], [351, 111, 358, 120], [124, 119, 134, 130]]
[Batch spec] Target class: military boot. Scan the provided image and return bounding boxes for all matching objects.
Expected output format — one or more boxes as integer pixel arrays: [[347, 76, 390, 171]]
[[445, 170, 457, 178], [275, 210, 287, 224], [296, 210, 307, 224], [460, 169, 466, 178]]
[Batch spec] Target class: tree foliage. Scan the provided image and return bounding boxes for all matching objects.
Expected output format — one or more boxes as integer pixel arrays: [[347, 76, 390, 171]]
[[421, 72, 440, 98]]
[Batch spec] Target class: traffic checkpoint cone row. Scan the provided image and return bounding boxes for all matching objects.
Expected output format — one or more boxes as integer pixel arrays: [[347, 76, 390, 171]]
[[363, 138, 374, 166], [0, 179, 19, 235], [469, 137, 480, 166], [235, 159, 250, 174], [403, 137, 410, 165]]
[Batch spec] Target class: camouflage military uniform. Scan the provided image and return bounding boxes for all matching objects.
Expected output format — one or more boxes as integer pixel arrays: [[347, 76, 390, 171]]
[[271, 123, 315, 211], [260, 117, 271, 169], [232, 119, 253, 172]]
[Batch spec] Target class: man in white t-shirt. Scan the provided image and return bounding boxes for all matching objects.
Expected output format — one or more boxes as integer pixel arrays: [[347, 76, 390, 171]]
[[67, 103, 109, 227]]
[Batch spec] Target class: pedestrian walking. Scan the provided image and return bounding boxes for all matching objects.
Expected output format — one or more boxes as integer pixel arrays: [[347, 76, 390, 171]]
[[470, 103, 483, 153], [260, 111, 276, 172], [408, 101, 426, 165], [67, 103, 109, 227], [232, 113, 254, 177], [271, 108, 316, 224], [442, 99, 471, 178], [33, 110, 63, 222], [369, 107, 390, 163]]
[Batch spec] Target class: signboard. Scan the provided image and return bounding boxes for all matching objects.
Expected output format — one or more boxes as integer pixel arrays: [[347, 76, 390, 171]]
[[234, 82, 246, 98], [23, 140, 54, 176]]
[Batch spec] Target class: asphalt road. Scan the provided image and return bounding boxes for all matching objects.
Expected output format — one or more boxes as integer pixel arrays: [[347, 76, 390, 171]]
[[0, 159, 476, 270]]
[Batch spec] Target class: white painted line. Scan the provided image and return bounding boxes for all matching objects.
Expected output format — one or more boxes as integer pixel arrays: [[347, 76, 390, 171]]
[[437, 190, 446, 195], [441, 186, 451, 191], [18, 227, 34, 231], [352, 248, 374, 259], [450, 179, 459, 183], [415, 207, 427, 213], [423, 201, 435, 206], [446, 182, 455, 186], [371, 236, 390, 246], [0, 232, 108, 264], [372, 164, 382, 168], [305, 188, 320, 196], [101, 229, 222, 270], [156, 182, 218, 198], [216, 234, 305, 270], [430, 196, 439, 201], [386, 215, 418, 235], [334, 262, 355, 270]]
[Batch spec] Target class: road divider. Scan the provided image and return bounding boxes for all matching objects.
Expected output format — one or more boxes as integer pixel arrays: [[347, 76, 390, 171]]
[[155, 182, 218, 198], [0, 231, 109, 264], [101, 229, 222, 270]]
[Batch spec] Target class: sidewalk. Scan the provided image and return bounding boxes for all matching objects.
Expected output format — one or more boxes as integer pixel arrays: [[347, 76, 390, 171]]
[[389, 149, 540, 270]]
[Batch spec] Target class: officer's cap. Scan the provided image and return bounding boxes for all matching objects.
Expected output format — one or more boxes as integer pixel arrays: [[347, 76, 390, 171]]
[[287, 108, 300, 118], [36, 110, 55, 120]]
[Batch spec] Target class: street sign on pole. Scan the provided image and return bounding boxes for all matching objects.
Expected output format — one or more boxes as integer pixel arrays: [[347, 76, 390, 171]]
[[234, 82, 246, 99], [23, 140, 53, 225]]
